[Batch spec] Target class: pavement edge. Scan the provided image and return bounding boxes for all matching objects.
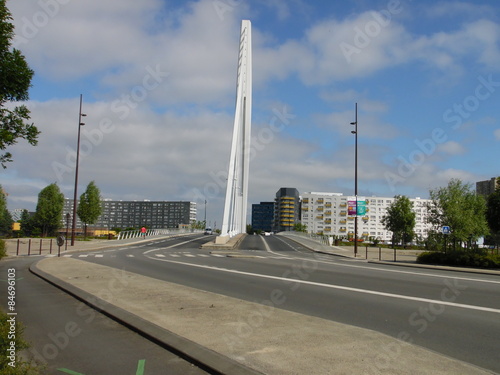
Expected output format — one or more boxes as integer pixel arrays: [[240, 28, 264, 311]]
[[29, 259, 264, 375]]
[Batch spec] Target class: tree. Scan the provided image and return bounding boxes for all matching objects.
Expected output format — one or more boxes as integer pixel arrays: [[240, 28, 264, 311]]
[[0, 0, 39, 168], [486, 179, 500, 249], [381, 195, 416, 247], [33, 183, 64, 237], [19, 209, 34, 237], [77, 181, 102, 239], [293, 222, 307, 233], [426, 179, 489, 250], [0, 185, 12, 236]]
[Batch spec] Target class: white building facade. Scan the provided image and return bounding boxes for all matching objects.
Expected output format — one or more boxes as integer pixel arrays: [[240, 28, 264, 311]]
[[300, 192, 431, 243]]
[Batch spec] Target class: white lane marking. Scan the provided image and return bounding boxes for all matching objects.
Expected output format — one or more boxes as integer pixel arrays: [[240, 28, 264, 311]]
[[211, 254, 224, 257], [95, 254, 103, 258], [78, 254, 89, 258], [198, 254, 209, 257], [45, 254, 57, 258], [126, 255, 135, 258], [63, 254, 72, 257], [275, 237, 500, 285], [184, 254, 196, 257], [145, 256, 500, 315], [169, 254, 180, 257], [155, 254, 166, 258], [143, 237, 204, 254]]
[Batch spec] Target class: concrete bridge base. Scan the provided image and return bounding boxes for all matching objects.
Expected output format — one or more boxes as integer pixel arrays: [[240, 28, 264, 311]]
[[201, 233, 246, 250]]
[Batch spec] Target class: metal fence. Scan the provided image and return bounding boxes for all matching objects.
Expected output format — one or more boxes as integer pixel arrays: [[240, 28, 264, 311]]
[[116, 228, 200, 240]]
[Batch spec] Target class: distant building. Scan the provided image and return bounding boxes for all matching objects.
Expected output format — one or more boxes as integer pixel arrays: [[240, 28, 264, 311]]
[[274, 188, 301, 232], [476, 177, 499, 196], [10, 209, 28, 222], [252, 202, 275, 232], [62, 199, 197, 230], [301, 192, 431, 242]]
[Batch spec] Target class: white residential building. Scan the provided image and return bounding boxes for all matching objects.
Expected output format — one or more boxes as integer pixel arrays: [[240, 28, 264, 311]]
[[300, 192, 432, 243]]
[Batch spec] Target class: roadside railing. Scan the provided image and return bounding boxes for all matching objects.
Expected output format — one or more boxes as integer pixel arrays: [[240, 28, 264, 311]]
[[281, 231, 331, 246], [116, 228, 200, 240]]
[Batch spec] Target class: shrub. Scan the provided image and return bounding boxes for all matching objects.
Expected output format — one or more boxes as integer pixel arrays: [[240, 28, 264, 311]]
[[417, 251, 500, 268], [0, 310, 41, 374], [0, 240, 6, 260]]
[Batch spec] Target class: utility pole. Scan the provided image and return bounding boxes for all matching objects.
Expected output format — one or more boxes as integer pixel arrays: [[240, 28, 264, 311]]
[[71, 94, 86, 246], [350, 103, 358, 257]]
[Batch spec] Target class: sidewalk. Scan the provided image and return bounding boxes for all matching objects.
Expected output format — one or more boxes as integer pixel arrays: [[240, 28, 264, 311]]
[[26, 234, 497, 374]]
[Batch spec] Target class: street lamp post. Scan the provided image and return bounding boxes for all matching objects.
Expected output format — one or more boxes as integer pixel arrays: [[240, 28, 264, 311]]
[[71, 94, 86, 246], [350, 103, 358, 257]]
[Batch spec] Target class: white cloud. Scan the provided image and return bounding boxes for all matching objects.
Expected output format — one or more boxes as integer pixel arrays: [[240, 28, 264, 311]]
[[495, 129, 500, 140], [439, 141, 466, 155]]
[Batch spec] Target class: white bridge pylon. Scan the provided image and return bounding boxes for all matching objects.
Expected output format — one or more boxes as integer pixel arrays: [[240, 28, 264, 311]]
[[218, 20, 252, 243]]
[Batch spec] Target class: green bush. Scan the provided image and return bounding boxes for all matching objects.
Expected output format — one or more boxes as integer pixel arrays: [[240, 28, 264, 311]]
[[0, 310, 42, 374], [0, 240, 6, 260], [417, 251, 500, 268]]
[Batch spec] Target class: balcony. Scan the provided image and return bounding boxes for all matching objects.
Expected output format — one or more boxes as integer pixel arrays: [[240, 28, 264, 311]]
[[325, 210, 332, 215], [317, 207, 324, 211], [339, 228, 346, 232], [340, 203, 347, 208], [340, 211, 347, 216], [340, 219, 347, 224], [325, 203, 332, 208], [317, 198, 324, 203]]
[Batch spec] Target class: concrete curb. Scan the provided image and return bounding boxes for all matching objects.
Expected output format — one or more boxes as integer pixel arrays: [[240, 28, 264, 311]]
[[369, 260, 500, 276], [29, 260, 264, 375]]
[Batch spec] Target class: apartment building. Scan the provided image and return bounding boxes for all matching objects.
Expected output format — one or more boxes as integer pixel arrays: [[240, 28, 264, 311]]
[[274, 188, 301, 232], [300, 192, 431, 243], [476, 177, 499, 196], [251, 202, 275, 232], [63, 198, 197, 230]]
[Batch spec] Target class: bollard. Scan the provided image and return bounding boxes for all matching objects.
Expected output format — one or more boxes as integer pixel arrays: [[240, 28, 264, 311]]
[[50, 239, 53, 254], [365, 246, 368, 260], [17, 239, 20, 256], [379, 247, 381, 261], [39, 239, 43, 255], [28, 239, 31, 256], [394, 247, 396, 262]]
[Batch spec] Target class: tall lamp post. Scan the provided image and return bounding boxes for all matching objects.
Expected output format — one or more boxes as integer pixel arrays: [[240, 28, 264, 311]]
[[71, 94, 86, 246], [350, 103, 358, 257]]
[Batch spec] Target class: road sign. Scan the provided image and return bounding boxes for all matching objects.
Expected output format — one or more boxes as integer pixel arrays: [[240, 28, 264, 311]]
[[57, 235, 65, 247], [442, 226, 451, 235]]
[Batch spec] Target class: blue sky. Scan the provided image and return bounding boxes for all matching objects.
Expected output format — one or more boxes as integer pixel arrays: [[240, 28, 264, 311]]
[[4, 0, 500, 226]]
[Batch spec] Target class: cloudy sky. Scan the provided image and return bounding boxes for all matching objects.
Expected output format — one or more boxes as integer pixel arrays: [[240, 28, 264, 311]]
[[4, 0, 500, 227]]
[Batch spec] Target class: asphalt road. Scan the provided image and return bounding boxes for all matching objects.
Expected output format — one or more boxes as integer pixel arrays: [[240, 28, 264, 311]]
[[76, 233, 500, 374], [2, 233, 499, 374], [0, 256, 209, 375]]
